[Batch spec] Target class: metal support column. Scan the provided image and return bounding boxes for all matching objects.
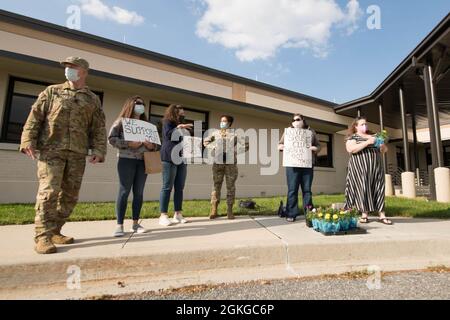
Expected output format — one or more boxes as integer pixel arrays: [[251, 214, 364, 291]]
[[423, 62, 444, 200], [411, 107, 420, 184], [423, 63, 444, 167], [399, 86, 410, 172]]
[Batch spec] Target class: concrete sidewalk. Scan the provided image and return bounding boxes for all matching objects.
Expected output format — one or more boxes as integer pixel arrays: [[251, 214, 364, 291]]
[[0, 216, 449, 299]]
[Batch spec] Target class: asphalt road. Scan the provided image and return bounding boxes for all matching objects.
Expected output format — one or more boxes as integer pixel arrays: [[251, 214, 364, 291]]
[[107, 269, 450, 300]]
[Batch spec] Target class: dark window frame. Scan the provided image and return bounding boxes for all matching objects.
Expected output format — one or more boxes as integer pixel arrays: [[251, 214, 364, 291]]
[[1, 76, 104, 144], [315, 131, 333, 168]]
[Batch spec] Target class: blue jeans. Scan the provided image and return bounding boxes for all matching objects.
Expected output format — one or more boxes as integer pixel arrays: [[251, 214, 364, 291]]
[[116, 158, 148, 225], [285, 167, 314, 218], [159, 161, 187, 213]]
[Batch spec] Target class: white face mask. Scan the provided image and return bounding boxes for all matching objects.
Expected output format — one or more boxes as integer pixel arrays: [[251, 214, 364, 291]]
[[292, 121, 303, 128], [134, 104, 145, 115], [65, 67, 80, 82]]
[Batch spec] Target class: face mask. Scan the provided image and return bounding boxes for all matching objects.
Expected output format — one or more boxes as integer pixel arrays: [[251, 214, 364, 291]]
[[65, 67, 80, 82], [179, 115, 185, 123], [292, 121, 303, 128], [358, 124, 367, 133], [220, 122, 228, 129], [134, 104, 145, 115]]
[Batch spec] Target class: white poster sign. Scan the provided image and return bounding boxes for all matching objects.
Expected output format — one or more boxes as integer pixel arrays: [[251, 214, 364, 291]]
[[282, 128, 312, 168], [122, 118, 161, 145]]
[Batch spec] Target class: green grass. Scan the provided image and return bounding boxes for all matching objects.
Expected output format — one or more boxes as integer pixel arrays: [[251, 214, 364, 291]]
[[0, 194, 448, 225]]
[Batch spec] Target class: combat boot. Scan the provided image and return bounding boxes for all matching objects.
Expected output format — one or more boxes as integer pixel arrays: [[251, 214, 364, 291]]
[[210, 203, 218, 219], [35, 237, 57, 254], [52, 225, 74, 244], [227, 205, 235, 220], [52, 233, 74, 244]]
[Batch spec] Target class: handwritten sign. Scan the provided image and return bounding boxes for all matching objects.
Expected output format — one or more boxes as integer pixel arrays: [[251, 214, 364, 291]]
[[282, 128, 312, 168], [122, 118, 161, 145], [182, 136, 203, 164]]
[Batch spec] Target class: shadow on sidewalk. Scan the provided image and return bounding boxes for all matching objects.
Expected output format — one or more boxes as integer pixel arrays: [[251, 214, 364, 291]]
[[55, 215, 388, 253]]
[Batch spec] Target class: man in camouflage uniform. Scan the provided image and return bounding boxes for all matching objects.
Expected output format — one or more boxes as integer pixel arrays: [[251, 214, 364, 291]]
[[204, 115, 248, 219], [20, 57, 107, 254]]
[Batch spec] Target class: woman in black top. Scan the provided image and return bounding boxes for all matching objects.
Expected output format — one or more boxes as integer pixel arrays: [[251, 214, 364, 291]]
[[158, 104, 193, 226]]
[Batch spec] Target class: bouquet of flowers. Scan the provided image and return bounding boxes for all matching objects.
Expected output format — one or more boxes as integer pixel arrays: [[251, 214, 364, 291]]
[[374, 130, 388, 149]]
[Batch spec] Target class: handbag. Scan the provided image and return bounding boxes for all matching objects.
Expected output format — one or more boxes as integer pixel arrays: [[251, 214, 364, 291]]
[[239, 199, 256, 209], [278, 200, 287, 218], [143, 151, 162, 174]]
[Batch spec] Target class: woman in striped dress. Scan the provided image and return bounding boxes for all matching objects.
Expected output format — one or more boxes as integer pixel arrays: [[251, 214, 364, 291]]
[[345, 117, 392, 225]]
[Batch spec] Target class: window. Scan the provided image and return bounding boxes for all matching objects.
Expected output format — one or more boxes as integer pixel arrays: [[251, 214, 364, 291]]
[[148, 101, 209, 138], [426, 144, 450, 167], [1, 76, 103, 144], [315, 132, 333, 168]]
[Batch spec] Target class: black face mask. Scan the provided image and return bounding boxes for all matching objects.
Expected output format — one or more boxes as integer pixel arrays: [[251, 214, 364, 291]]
[[179, 115, 185, 123]]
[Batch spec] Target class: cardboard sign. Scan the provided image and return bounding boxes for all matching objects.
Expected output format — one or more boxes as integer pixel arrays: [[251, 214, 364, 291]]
[[282, 128, 312, 168], [122, 118, 161, 145]]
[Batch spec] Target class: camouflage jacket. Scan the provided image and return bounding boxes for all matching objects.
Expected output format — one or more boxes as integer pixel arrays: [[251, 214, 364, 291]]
[[203, 128, 249, 164], [20, 82, 107, 160]]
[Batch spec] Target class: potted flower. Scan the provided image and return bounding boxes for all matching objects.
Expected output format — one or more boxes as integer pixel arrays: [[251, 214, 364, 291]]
[[339, 210, 350, 231], [312, 209, 323, 231], [349, 209, 359, 229], [322, 213, 333, 233], [305, 206, 314, 228], [331, 213, 341, 233]]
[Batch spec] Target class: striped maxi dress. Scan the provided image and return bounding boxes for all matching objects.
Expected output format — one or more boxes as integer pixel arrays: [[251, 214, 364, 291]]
[[345, 134, 385, 213]]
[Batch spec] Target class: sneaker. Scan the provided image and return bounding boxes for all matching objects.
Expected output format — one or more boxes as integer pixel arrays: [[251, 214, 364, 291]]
[[130, 223, 148, 234], [113, 225, 125, 237], [172, 212, 188, 224], [286, 217, 296, 223], [159, 214, 173, 226]]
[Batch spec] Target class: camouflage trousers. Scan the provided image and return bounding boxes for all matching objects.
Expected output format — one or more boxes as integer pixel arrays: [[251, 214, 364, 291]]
[[34, 150, 86, 241], [211, 164, 238, 207]]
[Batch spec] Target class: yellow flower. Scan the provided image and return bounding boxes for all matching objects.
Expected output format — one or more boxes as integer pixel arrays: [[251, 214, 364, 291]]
[[318, 213, 323, 218], [339, 211, 346, 215], [325, 213, 331, 220], [333, 214, 339, 220]]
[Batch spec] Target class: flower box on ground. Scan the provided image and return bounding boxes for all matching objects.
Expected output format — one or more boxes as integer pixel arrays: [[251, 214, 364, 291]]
[[307, 207, 365, 236]]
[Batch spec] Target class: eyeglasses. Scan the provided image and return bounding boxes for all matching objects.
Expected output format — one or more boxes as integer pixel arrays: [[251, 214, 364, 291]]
[[293, 118, 302, 122]]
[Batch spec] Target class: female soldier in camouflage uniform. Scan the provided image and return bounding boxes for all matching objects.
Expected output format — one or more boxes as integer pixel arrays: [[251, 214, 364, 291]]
[[204, 115, 248, 219]]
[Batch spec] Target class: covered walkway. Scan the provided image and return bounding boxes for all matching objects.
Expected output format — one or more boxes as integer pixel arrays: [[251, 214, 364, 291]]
[[335, 13, 450, 203]]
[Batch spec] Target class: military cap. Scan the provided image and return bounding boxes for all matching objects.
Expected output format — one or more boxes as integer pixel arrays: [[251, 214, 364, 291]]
[[60, 56, 90, 70]]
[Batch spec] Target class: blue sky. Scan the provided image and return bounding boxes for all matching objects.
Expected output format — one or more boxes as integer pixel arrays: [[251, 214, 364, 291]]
[[1, 0, 449, 104]]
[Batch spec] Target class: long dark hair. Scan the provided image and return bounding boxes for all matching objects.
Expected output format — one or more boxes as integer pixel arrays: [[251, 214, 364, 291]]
[[163, 104, 183, 124], [116, 95, 147, 122]]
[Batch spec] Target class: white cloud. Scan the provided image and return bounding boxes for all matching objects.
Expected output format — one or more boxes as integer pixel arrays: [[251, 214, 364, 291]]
[[195, 0, 362, 61], [78, 0, 144, 26]]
